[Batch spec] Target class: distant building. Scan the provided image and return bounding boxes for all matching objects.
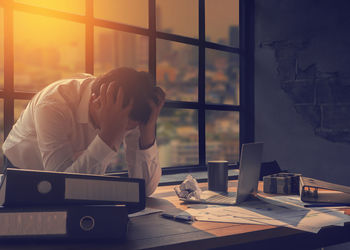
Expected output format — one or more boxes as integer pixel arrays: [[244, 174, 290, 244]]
[[229, 26, 239, 48], [97, 31, 148, 71], [159, 140, 235, 167]]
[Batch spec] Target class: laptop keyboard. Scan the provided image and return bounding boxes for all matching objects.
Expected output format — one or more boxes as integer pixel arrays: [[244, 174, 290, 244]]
[[200, 191, 237, 205]]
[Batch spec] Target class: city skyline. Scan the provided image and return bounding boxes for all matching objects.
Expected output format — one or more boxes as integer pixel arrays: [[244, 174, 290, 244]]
[[0, 0, 240, 170]]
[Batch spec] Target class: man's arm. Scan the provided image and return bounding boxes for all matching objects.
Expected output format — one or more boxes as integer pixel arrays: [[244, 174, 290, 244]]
[[126, 87, 165, 196], [94, 82, 134, 150], [35, 83, 133, 174], [124, 128, 161, 196], [139, 87, 166, 150], [34, 104, 117, 174]]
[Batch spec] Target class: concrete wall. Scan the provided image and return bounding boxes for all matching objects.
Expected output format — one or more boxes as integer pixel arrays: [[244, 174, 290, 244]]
[[255, 1, 350, 248], [255, 3, 350, 248], [255, 0, 350, 186]]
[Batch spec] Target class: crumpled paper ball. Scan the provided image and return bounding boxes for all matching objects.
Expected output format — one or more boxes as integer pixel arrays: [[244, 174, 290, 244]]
[[174, 175, 202, 200]]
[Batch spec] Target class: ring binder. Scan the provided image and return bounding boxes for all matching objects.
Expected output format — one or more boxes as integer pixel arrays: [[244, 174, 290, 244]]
[[300, 177, 350, 205], [0, 168, 146, 213], [0, 205, 128, 240]]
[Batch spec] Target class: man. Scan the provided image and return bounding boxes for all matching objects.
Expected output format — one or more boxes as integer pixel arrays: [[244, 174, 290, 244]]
[[2, 67, 165, 196]]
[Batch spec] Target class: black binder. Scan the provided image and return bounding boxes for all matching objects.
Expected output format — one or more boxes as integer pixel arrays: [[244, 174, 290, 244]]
[[0, 168, 145, 213], [0, 204, 128, 240]]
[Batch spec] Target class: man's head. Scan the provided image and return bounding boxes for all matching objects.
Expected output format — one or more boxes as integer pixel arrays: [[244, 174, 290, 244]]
[[90, 67, 157, 127]]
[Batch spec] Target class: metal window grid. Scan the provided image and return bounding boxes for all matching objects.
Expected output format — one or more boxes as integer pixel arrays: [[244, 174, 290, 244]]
[[0, 0, 254, 172]]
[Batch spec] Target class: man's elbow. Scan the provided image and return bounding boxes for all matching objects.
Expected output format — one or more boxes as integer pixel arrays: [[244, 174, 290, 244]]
[[145, 167, 161, 196], [145, 184, 157, 197]]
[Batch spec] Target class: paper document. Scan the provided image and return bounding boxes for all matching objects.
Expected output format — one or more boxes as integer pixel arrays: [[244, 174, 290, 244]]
[[185, 198, 350, 233], [257, 194, 350, 209], [181, 191, 238, 205]]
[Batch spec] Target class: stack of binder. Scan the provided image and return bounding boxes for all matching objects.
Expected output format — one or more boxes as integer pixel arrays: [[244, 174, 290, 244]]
[[300, 176, 350, 205], [0, 168, 146, 241]]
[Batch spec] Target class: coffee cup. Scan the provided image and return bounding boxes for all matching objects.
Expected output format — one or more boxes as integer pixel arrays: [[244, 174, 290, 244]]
[[207, 160, 228, 193]]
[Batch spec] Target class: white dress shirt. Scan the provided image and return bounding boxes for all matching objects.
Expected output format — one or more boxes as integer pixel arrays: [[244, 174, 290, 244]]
[[2, 74, 161, 196]]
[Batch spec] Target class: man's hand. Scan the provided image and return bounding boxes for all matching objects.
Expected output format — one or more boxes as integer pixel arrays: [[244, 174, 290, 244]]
[[139, 87, 166, 150], [93, 82, 133, 150]]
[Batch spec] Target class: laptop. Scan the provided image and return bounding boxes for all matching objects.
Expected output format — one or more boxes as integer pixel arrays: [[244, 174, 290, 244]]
[[182, 142, 264, 205]]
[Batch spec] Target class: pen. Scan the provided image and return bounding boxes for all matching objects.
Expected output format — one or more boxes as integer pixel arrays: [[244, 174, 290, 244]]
[[161, 213, 195, 224]]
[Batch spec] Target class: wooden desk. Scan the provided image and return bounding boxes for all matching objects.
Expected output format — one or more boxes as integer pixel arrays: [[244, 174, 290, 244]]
[[1, 181, 350, 250]]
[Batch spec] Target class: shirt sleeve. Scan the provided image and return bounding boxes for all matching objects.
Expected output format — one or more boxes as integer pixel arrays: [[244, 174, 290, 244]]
[[124, 128, 161, 196], [34, 103, 117, 175]]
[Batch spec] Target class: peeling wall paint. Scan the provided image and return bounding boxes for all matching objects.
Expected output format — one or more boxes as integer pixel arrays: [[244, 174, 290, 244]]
[[255, 0, 350, 189]]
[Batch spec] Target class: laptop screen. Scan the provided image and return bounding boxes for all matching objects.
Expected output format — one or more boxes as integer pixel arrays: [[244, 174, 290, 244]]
[[236, 142, 264, 204]]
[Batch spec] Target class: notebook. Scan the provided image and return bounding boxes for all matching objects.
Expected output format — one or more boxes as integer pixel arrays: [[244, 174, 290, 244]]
[[182, 142, 264, 205]]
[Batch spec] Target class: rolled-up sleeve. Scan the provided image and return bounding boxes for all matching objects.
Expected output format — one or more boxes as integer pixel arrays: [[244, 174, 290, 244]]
[[124, 128, 161, 196]]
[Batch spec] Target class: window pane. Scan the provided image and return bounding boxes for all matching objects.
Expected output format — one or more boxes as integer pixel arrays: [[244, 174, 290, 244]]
[[206, 111, 239, 163], [14, 99, 30, 122], [157, 39, 198, 102], [15, 0, 85, 15], [0, 100, 3, 171], [157, 108, 198, 167], [94, 27, 148, 75], [205, 0, 239, 47], [94, 0, 148, 28], [14, 12, 85, 92], [156, 0, 198, 38], [0, 8, 3, 89], [206, 49, 239, 105]]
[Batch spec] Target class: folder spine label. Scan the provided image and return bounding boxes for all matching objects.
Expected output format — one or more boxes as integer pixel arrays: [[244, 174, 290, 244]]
[[0, 211, 67, 236], [65, 178, 139, 202]]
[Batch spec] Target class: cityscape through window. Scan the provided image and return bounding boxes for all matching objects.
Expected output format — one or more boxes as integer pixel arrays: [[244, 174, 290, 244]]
[[0, 0, 249, 172]]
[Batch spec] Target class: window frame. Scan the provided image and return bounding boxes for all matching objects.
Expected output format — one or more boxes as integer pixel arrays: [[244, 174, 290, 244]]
[[0, 0, 255, 173]]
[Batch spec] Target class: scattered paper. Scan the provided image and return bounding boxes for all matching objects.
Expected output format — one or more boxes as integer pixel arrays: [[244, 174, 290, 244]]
[[174, 175, 202, 200], [173, 176, 350, 233], [184, 198, 350, 233], [128, 207, 163, 218]]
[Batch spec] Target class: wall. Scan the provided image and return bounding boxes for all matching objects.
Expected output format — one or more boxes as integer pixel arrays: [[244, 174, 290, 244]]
[[255, 0, 350, 187], [255, 2, 350, 248], [255, 3, 350, 248]]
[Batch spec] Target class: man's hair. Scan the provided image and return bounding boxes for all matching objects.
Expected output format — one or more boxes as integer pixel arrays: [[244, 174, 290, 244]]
[[91, 67, 155, 123]]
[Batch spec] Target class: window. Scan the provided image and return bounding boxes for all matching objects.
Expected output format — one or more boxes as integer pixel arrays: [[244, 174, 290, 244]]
[[14, 11, 85, 92], [0, 7, 3, 89], [0, 0, 254, 172], [0, 6, 4, 170]]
